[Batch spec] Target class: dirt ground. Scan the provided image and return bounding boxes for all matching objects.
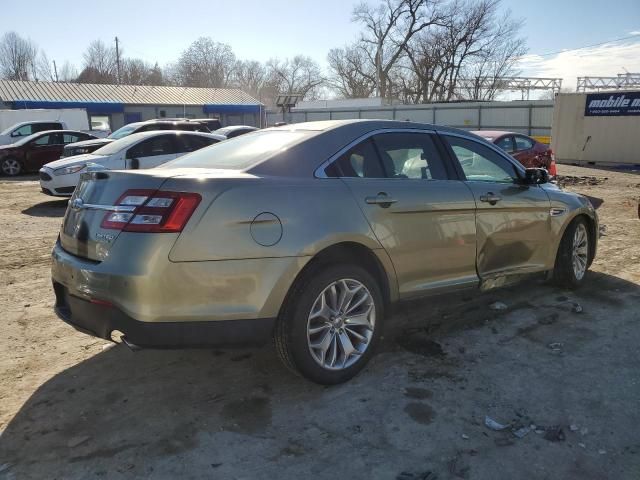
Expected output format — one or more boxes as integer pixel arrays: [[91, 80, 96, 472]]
[[0, 165, 639, 479]]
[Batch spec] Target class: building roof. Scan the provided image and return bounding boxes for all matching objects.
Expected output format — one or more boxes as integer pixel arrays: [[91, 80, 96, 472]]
[[0, 80, 261, 107]]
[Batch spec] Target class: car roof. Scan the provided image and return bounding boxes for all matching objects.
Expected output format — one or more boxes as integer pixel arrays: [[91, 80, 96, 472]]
[[216, 125, 257, 131], [104, 130, 225, 149], [246, 119, 480, 177], [470, 130, 529, 138], [9, 129, 94, 146]]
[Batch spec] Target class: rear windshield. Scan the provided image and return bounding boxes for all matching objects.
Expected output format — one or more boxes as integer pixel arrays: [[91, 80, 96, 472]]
[[159, 130, 310, 170], [108, 125, 137, 140]]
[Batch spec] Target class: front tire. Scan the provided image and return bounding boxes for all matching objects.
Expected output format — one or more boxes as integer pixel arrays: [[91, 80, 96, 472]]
[[275, 264, 384, 384], [1, 157, 22, 176], [553, 217, 590, 289]]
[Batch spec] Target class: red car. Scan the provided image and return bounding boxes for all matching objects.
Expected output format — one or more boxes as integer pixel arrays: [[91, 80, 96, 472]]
[[471, 130, 557, 176], [0, 130, 97, 176]]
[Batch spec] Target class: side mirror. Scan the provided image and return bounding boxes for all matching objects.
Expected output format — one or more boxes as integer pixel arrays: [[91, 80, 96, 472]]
[[523, 167, 549, 185]]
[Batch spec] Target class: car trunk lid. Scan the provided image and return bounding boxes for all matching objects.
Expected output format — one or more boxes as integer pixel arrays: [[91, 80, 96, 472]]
[[60, 169, 174, 261]]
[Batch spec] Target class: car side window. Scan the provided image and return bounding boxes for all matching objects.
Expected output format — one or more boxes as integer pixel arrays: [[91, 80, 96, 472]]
[[48, 133, 64, 145], [372, 132, 448, 180], [63, 133, 81, 144], [178, 135, 218, 153], [514, 135, 534, 151], [495, 136, 515, 153], [127, 135, 177, 158], [12, 124, 32, 137], [445, 135, 517, 184], [32, 134, 52, 145], [40, 122, 62, 132], [326, 138, 386, 178]]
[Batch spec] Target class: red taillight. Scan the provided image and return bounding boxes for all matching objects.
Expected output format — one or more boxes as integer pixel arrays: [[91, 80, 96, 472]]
[[101, 189, 201, 233]]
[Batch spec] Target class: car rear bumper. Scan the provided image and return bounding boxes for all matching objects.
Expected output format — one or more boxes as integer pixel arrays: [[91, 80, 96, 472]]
[[53, 281, 275, 347], [51, 239, 309, 346]]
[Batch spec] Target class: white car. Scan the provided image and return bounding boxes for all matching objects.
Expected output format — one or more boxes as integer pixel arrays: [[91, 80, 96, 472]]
[[39, 131, 225, 196]]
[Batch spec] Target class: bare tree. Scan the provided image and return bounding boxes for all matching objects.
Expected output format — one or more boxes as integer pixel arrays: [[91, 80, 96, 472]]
[[327, 45, 377, 98], [352, 0, 445, 101], [119, 58, 164, 85], [455, 7, 527, 100], [58, 61, 79, 82], [266, 55, 324, 101], [173, 37, 236, 88], [400, 0, 526, 102], [78, 39, 117, 83], [34, 50, 56, 81], [0, 32, 38, 81], [233, 60, 272, 101]]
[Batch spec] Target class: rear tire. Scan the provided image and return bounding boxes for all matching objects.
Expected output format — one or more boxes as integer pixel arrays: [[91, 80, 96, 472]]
[[1, 157, 22, 176], [553, 217, 590, 289], [275, 263, 384, 384]]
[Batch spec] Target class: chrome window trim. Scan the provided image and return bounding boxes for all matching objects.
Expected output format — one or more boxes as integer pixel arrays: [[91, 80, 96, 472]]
[[314, 128, 438, 179]]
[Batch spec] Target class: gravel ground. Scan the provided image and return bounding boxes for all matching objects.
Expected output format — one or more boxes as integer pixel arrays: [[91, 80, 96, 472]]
[[0, 165, 639, 479]]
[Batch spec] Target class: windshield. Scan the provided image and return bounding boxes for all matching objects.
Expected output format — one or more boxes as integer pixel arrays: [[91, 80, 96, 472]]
[[159, 130, 310, 170], [108, 125, 137, 140]]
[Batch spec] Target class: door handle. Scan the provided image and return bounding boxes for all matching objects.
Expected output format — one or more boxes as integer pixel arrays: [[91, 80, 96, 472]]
[[479, 192, 502, 205], [365, 192, 398, 208]]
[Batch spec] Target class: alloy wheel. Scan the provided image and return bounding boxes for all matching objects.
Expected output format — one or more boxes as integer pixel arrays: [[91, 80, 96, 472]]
[[307, 278, 375, 370], [572, 223, 588, 281], [1, 158, 21, 176]]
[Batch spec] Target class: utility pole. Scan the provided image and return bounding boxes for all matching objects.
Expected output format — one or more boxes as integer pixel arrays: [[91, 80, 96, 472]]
[[115, 36, 121, 84], [52, 60, 58, 82]]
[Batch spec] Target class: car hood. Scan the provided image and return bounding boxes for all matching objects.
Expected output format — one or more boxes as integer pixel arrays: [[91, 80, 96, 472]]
[[0, 143, 18, 153], [43, 153, 107, 170], [66, 138, 113, 149]]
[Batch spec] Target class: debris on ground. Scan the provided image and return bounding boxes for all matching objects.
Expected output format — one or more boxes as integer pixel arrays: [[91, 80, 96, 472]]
[[569, 424, 579, 432], [512, 426, 533, 439], [484, 416, 510, 431], [461, 434, 469, 440], [548, 342, 564, 351], [397, 471, 438, 480], [599, 224, 608, 237], [598, 449, 607, 455], [555, 175, 608, 187], [494, 437, 515, 447], [67, 435, 91, 448], [572, 303, 583, 314], [489, 301, 508, 311], [543, 426, 566, 442]]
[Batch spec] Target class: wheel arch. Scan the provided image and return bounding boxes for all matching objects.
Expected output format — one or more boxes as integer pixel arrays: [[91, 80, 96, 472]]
[[557, 212, 597, 267], [279, 242, 396, 319]]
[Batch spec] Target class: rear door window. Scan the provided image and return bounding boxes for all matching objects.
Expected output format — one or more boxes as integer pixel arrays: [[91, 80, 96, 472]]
[[41, 122, 62, 132], [63, 133, 83, 144], [372, 132, 449, 180], [325, 138, 386, 178], [495, 136, 516, 153], [177, 135, 219, 153], [514, 135, 535, 151], [127, 135, 178, 158]]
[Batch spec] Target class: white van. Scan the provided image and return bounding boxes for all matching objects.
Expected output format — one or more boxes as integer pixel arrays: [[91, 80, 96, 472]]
[[0, 109, 90, 145]]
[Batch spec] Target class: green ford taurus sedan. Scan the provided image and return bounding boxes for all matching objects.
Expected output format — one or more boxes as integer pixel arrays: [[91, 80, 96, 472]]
[[51, 120, 597, 384]]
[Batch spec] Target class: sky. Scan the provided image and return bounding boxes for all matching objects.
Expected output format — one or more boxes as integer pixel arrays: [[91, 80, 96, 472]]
[[2, 0, 640, 97]]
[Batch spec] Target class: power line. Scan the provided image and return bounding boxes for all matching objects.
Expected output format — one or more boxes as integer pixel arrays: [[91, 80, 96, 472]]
[[524, 34, 640, 60]]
